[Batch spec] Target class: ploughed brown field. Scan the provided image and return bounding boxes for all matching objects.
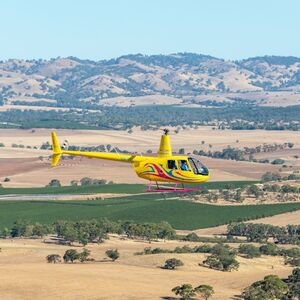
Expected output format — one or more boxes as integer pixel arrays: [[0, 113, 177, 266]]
[[0, 236, 294, 300], [0, 127, 299, 187]]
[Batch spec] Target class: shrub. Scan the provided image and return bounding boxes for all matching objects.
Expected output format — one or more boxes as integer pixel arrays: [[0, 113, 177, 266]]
[[47, 179, 61, 187], [285, 257, 300, 267], [259, 243, 280, 256], [78, 248, 91, 262], [63, 249, 80, 263], [238, 244, 261, 259], [46, 254, 61, 263], [203, 254, 239, 272], [183, 232, 200, 241], [272, 159, 285, 165], [194, 244, 212, 253], [105, 249, 119, 261], [163, 258, 184, 270]]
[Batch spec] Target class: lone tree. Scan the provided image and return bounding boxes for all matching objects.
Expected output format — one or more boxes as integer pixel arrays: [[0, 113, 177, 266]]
[[47, 179, 61, 187], [172, 284, 196, 300], [46, 254, 61, 264], [105, 249, 119, 261], [195, 284, 214, 300], [163, 258, 184, 270]]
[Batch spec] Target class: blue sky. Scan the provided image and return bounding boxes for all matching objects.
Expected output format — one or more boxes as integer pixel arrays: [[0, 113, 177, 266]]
[[1, 0, 300, 60]]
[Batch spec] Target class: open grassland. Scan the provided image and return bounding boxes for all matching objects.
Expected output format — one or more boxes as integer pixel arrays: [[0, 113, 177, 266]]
[[0, 236, 294, 300], [0, 194, 300, 230]]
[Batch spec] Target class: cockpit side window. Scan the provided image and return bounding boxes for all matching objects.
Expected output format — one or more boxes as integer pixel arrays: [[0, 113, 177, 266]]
[[167, 160, 177, 170], [188, 158, 198, 174], [178, 160, 190, 171]]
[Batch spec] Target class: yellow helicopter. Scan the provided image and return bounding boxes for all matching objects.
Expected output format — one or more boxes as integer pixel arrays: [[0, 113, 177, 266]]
[[51, 129, 209, 192]]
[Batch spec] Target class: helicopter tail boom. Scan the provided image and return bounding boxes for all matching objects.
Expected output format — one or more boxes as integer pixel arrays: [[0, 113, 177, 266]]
[[50, 131, 141, 166]]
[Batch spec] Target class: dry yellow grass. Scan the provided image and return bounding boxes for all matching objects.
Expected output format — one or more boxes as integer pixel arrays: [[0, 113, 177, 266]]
[[0, 237, 294, 300]]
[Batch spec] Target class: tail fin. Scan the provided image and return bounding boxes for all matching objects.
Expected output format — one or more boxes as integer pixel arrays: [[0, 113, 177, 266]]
[[51, 131, 62, 167]]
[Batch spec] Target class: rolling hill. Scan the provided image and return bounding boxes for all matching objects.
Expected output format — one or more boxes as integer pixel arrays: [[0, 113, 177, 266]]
[[1, 53, 300, 108]]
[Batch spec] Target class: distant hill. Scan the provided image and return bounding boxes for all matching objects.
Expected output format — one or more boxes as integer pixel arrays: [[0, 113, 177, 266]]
[[1, 53, 300, 108]]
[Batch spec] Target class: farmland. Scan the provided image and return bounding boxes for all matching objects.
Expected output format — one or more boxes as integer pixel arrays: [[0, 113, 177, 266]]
[[0, 194, 300, 230], [0, 181, 255, 195]]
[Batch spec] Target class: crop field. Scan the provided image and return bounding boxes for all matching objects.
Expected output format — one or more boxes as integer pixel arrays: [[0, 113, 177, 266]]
[[0, 194, 300, 230], [0, 181, 257, 195]]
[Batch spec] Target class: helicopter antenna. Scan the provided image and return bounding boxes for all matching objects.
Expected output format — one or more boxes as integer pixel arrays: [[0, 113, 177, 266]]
[[163, 128, 169, 135]]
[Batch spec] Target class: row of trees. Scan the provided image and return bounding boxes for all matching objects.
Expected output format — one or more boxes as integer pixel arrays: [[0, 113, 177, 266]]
[[46, 248, 119, 263], [193, 142, 294, 164], [137, 242, 300, 268], [46, 177, 113, 187], [261, 172, 300, 182], [1, 105, 300, 131], [0, 219, 176, 245], [227, 222, 300, 244]]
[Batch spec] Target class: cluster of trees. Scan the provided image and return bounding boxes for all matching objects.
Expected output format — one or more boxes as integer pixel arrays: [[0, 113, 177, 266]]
[[242, 268, 300, 300], [227, 222, 300, 245], [40, 141, 128, 154], [192, 181, 300, 204], [202, 243, 239, 272], [46, 248, 120, 263], [172, 283, 214, 300], [76, 177, 112, 186], [6, 220, 52, 238], [261, 172, 300, 182], [0, 219, 176, 245], [137, 242, 300, 268], [46, 177, 113, 187], [138, 244, 240, 271], [193, 142, 293, 164]]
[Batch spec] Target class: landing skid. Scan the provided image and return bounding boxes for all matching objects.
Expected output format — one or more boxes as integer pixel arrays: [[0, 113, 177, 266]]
[[145, 182, 200, 193]]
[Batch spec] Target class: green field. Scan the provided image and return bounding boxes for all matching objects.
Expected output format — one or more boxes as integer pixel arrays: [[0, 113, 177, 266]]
[[0, 181, 257, 195], [0, 194, 299, 230]]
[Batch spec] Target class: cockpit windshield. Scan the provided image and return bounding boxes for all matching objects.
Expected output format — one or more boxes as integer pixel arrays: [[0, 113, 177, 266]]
[[188, 157, 209, 175]]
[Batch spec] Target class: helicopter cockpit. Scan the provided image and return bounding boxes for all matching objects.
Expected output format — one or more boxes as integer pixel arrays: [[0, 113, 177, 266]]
[[167, 157, 209, 176], [188, 157, 209, 176]]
